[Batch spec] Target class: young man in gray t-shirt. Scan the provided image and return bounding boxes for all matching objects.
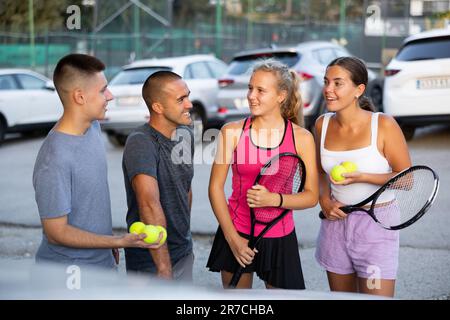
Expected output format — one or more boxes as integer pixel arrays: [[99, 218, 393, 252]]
[[122, 71, 194, 281], [33, 54, 161, 269]]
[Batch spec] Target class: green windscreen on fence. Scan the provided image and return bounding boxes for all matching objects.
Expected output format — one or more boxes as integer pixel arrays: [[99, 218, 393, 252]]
[[0, 44, 71, 67]]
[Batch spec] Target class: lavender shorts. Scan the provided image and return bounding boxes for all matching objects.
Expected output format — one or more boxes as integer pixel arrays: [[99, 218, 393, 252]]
[[315, 204, 400, 280]]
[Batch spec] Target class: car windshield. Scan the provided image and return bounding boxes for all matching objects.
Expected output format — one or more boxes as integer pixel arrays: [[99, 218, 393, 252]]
[[227, 52, 301, 76], [109, 67, 172, 85], [396, 37, 450, 61]]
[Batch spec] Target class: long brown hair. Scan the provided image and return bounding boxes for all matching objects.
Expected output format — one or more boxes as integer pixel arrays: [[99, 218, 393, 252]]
[[252, 59, 304, 126], [326, 56, 375, 112]]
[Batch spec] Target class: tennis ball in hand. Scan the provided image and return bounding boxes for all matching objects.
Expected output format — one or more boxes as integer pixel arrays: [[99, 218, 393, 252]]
[[129, 222, 146, 235], [330, 165, 347, 182], [341, 161, 358, 173], [143, 225, 160, 244], [156, 225, 167, 245]]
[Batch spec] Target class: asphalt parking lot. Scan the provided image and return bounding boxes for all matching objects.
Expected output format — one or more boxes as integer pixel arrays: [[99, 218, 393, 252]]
[[0, 124, 449, 299]]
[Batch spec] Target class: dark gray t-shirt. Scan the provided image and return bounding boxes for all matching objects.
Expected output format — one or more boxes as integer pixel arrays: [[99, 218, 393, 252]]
[[123, 124, 194, 271], [32, 121, 115, 269]]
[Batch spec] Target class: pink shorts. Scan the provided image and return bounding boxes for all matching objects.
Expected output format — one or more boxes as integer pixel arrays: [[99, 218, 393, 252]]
[[315, 205, 400, 280]]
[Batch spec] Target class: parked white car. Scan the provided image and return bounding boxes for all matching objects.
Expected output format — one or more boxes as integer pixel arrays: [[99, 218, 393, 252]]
[[101, 54, 228, 146], [383, 28, 450, 140], [0, 69, 62, 145]]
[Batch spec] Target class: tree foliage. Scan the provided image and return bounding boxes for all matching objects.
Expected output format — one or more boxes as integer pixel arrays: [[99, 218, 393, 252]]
[[0, 0, 86, 33], [1, 0, 449, 34]]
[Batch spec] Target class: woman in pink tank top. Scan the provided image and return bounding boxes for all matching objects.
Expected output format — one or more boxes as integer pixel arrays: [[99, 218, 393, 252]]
[[206, 59, 319, 289], [315, 57, 411, 297]]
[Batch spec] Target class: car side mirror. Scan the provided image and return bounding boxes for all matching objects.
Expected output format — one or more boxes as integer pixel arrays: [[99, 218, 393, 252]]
[[44, 80, 55, 91]]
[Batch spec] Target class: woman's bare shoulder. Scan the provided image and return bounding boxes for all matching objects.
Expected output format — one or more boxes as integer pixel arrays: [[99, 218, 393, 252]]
[[221, 119, 246, 132], [378, 113, 401, 132], [292, 123, 314, 140]]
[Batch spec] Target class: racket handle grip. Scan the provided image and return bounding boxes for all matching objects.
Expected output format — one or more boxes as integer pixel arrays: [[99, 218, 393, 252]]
[[319, 211, 326, 219], [228, 266, 245, 289]]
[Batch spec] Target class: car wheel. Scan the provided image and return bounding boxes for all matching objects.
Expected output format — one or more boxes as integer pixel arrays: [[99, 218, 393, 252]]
[[22, 129, 48, 138], [369, 85, 383, 111], [306, 98, 326, 135], [400, 125, 415, 141], [0, 120, 5, 146], [107, 133, 127, 147], [190, 105, 204, 144]]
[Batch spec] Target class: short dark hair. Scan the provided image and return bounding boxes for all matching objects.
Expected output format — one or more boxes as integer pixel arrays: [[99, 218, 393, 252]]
[[327, 56, 375, 112], [53, 53, 105, 93], [142, 70, 182, 111]]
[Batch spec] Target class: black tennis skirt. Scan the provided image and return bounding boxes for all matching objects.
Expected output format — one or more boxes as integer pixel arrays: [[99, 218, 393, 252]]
[[206, 226, 305, 289]]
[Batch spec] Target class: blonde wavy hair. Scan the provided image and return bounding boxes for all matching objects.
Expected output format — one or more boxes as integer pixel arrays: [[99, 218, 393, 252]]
[[252, 59, 304, 127]]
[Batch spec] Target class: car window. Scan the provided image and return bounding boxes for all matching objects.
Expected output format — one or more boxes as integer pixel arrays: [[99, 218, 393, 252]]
[[0, 75, 19, 90], [313, 48, 337, 65], [184, 65, 193, 79], [17, 74, 45, 89], [206, 61, 227, 78], [109, 67, 172, 85], [396, 36, 450, 61], [227, 52, 300, 76], [185, 62, 212, 79], [333, 48, 351, 58]]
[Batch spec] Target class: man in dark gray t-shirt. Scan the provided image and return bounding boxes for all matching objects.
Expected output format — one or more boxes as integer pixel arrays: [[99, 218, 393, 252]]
[[122, 71, 195, 281]]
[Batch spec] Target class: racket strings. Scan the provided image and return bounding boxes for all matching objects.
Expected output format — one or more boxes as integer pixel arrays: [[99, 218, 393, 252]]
[[253, 156, 303, 224], [374, 169, 436, 227]]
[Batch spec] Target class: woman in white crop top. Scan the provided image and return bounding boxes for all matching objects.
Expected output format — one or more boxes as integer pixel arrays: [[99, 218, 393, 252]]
[[314, 57, 411, 298]]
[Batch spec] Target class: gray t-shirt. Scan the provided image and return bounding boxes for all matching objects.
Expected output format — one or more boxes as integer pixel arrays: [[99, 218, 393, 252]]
[[123, 124, 194, 271], [32, 121, 115, 269]]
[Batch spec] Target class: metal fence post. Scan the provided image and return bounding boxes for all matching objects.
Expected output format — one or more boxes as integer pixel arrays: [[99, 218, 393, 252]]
[[28, 0, 36, 69]]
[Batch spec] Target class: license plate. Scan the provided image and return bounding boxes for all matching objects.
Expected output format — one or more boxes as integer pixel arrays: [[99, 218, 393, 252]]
[[416, 77, 450, 90], [234, 98, 249, 109]]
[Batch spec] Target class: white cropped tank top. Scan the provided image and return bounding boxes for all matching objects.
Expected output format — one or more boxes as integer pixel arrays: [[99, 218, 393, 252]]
[[320, 112, 392, 205]]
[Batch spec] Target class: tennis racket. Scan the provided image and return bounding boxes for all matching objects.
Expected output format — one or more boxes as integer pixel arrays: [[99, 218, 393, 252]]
[[319, 165, 439, 230], [228, 152, 306, 288]]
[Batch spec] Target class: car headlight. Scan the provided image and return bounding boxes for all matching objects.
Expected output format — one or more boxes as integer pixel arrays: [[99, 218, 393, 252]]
[[116, 96, 143, 107]]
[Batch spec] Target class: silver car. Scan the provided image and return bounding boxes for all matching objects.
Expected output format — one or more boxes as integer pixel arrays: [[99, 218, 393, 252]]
[[102, 54, 228, 146], [217, 41, 383, 130]]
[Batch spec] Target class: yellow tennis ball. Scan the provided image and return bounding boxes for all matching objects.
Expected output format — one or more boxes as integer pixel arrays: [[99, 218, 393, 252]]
[[156, 225, 167, 245], [143, 225, 159, 244], [129, 222, 146, 235], [341, 161, 358, 173], [331, 165, 347, 182]]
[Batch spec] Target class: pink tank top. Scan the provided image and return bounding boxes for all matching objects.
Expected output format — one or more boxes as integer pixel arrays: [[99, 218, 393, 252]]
[[228, 117, 297, 238]]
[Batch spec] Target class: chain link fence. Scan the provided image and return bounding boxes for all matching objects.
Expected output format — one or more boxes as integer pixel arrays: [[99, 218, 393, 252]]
[[1, 0, 449, 78]]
